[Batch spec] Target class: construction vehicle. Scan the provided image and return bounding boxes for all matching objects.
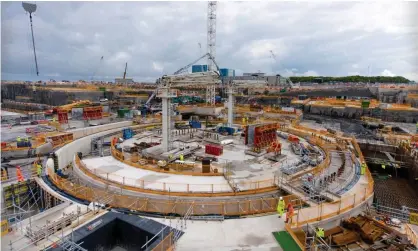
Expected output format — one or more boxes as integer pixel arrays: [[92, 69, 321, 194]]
[[53, 100, 92, 114]]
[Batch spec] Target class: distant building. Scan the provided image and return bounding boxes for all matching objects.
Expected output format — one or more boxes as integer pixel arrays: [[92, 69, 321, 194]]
[[222, 74, 288, 87], [220, 68, 235, 77], [192, 65, 208, 73], [243, 73, 265, 77], [115, 78, 134, 85]]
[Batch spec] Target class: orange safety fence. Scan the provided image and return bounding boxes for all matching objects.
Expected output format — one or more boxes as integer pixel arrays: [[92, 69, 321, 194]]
[[405, 224, 418, 247], [151, 232, 174, 251], [289, 180, 373, 227], [52, 174, 300, 216]]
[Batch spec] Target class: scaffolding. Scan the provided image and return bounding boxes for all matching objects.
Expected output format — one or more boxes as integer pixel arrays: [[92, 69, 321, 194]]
[[1, 178, 65, 239]]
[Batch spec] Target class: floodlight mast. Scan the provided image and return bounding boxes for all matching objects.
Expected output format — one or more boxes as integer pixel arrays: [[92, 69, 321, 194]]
[[22, 2, 39, 76]]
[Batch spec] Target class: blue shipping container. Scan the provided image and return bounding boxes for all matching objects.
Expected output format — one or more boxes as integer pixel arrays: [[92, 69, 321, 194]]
[[217, 126, 236, 135], [220, 68, 228, 77], [192, 65, 208, 73], [189, 121, 202, 128], [122, 128, 133, 140]]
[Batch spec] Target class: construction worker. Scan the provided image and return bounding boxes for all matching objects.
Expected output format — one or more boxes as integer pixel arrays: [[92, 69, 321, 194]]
[[381, 164, 386, 170], [361, 163, 366, 175], [16, 166, 24, 182], [242, 117, 246, 124], [285, 203, 294, 223], [17, 136, 21, 143], [179, 154, 184, 161], [277, 197, 285, 218], [36, 163, 42, 177], [316, 227, 324, 238]]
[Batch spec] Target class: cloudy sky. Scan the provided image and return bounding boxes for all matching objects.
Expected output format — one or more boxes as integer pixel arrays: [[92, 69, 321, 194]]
[[1, 1, 417, 82]]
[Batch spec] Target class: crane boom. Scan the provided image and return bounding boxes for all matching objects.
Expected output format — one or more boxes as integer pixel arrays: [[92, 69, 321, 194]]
[[173, 53, 220, 75]]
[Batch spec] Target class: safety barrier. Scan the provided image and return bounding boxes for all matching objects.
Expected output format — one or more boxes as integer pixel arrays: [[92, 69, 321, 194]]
[[405, 224, 418, 247], [285, 224, 305, 250], [75, 155, 277, 196], [151, 232, 174, 251], [52, 175, 300, 216], [279, 124, 375, 230]]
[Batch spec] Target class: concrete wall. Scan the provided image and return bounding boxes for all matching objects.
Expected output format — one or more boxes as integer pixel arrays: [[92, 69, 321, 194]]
[[56, 121, 132, 169], [304, 105, 418, 122], [69, 121, 132, 139]]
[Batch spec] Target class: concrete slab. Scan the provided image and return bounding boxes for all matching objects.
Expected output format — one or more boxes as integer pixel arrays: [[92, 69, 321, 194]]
[[82, 156, 232, 193], [148, 215, 284, 251]]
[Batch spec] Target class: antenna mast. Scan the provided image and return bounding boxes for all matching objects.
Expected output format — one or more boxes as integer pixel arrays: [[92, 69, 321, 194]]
[[22, 2, 39, 76], [207, 1, 217, 71]]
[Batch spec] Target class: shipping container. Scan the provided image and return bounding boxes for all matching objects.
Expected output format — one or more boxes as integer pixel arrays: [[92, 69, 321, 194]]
[[192, 65, 208, 73], [288, 135, 300, 144], [122, 128, 133, 140], [205, 144, 223, 156], [220, 68, 228, 77], [189, 121, 202, 128]]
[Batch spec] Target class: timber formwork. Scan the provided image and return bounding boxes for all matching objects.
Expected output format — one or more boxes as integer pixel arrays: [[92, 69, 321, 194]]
[[82, 106, 103, 120]]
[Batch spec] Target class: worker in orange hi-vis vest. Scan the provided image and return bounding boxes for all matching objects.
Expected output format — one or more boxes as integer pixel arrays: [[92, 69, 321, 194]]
[[16, 166, 24, 182], [285, 203, 295, 223]]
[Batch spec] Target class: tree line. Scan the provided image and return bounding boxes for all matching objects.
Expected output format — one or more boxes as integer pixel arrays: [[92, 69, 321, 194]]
[[288, 75, 411, 83]]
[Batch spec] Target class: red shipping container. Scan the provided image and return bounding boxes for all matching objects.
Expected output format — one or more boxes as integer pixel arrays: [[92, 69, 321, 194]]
[[288, 135, 299, 144], [205, 144, 223, 156]]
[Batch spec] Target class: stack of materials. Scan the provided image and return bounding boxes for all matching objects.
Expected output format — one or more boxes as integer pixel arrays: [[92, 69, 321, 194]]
[[202, 157, 211, 173], [342, 215, 385, 244]]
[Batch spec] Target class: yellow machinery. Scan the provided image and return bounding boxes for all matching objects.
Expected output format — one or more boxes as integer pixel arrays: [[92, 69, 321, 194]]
[[57, 100, 92, 113]]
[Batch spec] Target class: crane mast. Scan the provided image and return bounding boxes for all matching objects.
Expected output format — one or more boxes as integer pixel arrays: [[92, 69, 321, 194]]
[[207, 1, 217, 71]]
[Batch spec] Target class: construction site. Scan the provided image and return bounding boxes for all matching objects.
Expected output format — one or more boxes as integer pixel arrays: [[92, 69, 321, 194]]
[[2, 1, 418, 251]]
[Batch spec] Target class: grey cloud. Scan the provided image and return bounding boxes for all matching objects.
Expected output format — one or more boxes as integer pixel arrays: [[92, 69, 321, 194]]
[[1, 1, 417, 82]]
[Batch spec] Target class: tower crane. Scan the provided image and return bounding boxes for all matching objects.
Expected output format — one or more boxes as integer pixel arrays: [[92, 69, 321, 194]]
[[91, 56, 104, 81], [207, 1, 217, 71], [269, 50, 298, 89], [157, 71, 221, 152], [22, 2, 39, 76], [173, 53, 220, 75], [144, 53, 220, 112]]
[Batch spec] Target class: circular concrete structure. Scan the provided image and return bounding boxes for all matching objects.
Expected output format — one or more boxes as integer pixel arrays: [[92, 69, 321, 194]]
[[47, 121, 374, 227]]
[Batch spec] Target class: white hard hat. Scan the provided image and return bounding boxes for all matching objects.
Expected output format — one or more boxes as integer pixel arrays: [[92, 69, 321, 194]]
[[279, 196, 283, 200]]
